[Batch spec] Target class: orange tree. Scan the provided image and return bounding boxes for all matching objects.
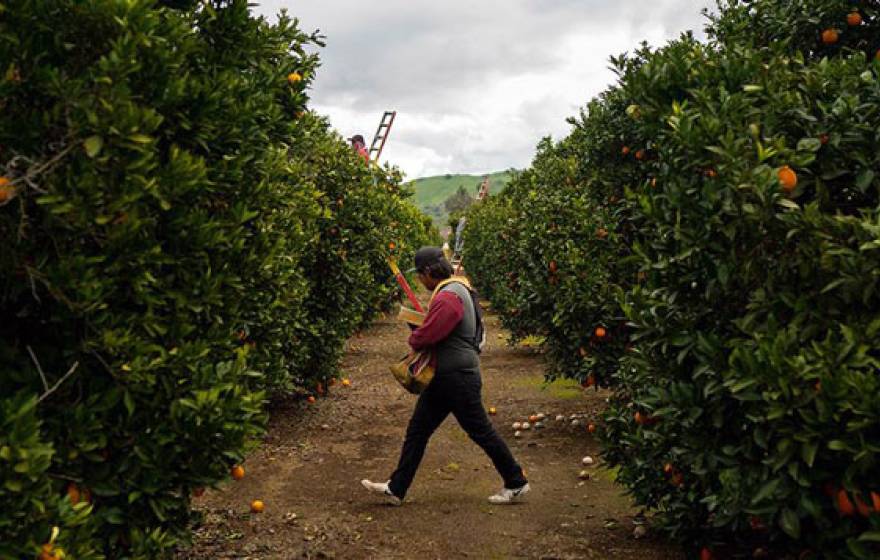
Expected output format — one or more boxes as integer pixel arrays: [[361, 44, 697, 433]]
[[602, 1, 880, 557], [464, 0, 880, 557], [463, 87, 644, 388], [287, 127, 437, 393], [0, 1, 431, 558]]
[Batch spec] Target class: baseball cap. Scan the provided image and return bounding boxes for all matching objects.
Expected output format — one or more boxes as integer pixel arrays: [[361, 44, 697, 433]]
[[408, 246, 446, 273]]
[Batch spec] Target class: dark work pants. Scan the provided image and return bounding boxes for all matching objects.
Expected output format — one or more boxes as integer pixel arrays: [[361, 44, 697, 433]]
[[388, 369, 528, 499]]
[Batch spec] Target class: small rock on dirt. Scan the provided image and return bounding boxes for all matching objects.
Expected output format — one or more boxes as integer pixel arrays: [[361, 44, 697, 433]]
[[633, 525, 647, 539]]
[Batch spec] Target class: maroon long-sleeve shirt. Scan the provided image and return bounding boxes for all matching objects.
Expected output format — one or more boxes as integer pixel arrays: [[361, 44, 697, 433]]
[[408, 291, 464, 351]]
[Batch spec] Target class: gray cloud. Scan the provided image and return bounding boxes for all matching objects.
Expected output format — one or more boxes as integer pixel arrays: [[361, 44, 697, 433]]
[[257, 1, 714, 178]]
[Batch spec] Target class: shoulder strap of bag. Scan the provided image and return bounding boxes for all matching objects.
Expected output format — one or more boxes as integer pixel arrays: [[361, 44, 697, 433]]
[[433, 278, 485, 354]]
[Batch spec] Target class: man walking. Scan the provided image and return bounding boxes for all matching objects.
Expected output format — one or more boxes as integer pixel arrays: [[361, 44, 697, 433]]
[[361, 247, 530, 505]]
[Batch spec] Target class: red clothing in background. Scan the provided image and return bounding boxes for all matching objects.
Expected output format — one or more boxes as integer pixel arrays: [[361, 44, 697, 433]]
[[356, 144, 369, 163], [408, 291, 463, 351]]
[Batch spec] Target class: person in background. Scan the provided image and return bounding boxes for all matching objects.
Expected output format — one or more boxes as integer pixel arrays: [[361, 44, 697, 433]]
[[350, 134, 370, 163], [361, 247, 530, 506], [454, 216, 466, 259]]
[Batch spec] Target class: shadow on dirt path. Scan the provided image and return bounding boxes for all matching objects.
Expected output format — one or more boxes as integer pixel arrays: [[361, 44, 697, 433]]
[[177, 308, 683, 560]]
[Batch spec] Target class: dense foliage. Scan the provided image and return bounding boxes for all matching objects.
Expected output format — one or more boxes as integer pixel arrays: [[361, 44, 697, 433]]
[[0, 1, 434, 557], [463, 0, 880, 557]]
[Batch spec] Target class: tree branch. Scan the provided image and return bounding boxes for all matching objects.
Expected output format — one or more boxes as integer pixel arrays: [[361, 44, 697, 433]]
[[37, 361, 80, 404]]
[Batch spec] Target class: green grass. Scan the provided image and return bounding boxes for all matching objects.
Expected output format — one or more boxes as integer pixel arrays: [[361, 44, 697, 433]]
[[512, 373, 584, 400], [409, 170, 515, 224]]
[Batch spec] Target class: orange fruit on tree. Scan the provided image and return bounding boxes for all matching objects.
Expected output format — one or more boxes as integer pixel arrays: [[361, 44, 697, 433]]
[[871, 491, 880, 512], [621, 146, 630, 155], [388, 241, 396, 250], [251, 499, 265, 513], [307, 395, 316, 404], [341, 378, 351, 387], [837, 489, 856, 516], [231, 465, 245, 480], [287, 72, 302, 83], [38, 544, 55, 560], [635, 149, 646, 161], [587, 423, 596, 434], [582, 374, 596, 388], [821, 28, 839, 45], [778, 165, 798, 193], [663, 463, 674, 475], [0, 179, 14, 203], [704, 168, 717, 178], [594, 326, 607, 339], [847, 11, 862, 27], [548, 260, 558, 273], [634, 411, 645, 425], [528, 414, 539, 423], [67, 482, 81, 505]]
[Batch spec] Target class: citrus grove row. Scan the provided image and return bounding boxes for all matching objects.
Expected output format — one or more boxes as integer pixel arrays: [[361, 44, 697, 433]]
[[463, 0, 880, 558], [0, 1, 436, 558]]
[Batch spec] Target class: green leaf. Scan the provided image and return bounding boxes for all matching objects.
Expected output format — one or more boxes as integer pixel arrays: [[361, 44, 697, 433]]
[[751, 478, 780, 505], [128, 133, 153, 144], [855, 169, 874, 193], [858, 532, 880, 543], [777, 198, 800, 210], [796, 138, 821, 152], [801, 441, 818, 467], [84, 135, 104, 158], [779, 508, 801, 539], [727, 378, 758, 393], [4, 479, 23, 492], [123, 390, 135, 417], [821, 278, 846, 294]]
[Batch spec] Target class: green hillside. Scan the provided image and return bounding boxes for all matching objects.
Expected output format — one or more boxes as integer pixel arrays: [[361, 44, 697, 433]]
[[410, 170, 514, 224]]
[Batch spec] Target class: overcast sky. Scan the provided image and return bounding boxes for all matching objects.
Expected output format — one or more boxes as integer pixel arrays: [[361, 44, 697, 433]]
[[256, 1, 715, 180]]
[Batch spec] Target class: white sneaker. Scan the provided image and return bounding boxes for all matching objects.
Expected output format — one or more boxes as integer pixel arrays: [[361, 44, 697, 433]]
[[488, 483, 530, 504], [361, 479, 402, 506]]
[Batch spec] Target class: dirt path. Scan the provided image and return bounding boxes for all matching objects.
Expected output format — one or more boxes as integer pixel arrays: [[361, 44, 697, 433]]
[[178, 308, 683, 560]]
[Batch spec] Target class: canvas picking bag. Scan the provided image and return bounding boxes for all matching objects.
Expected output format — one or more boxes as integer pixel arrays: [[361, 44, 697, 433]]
[[389, 349, 434, 395]]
